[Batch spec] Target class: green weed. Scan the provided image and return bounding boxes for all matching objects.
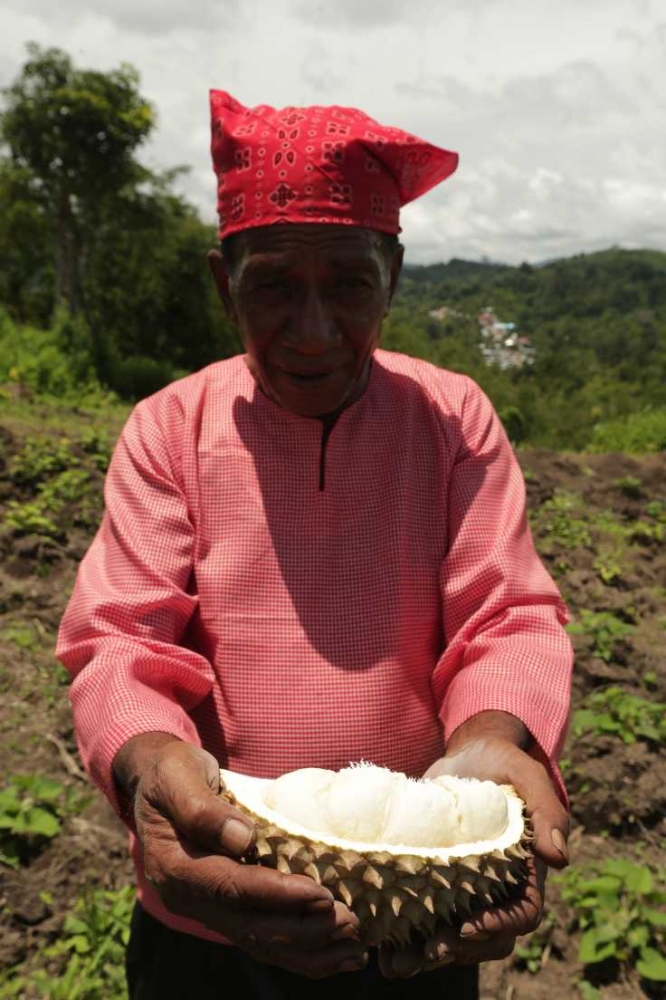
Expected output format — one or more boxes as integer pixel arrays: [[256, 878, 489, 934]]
[[0, 774, 65, 868], [566, 609, 636, 662], [0, 773, 89, 869], [557, 858, 666, 983], [80, 427, 112, 472], [572, 686, 666, 745], [8, 435, 79, 488], [628, 520, 665, 544], [615, 476, 643, 499], [531, 491, 592, 549], [0, 885, 134, 999], [514, 914, 555, 973], [593, 553, 623, 585], [2, 500, 61, 539]]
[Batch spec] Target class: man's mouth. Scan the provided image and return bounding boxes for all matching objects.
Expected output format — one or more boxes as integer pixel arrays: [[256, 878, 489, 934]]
[[283, 370, 334, 385]]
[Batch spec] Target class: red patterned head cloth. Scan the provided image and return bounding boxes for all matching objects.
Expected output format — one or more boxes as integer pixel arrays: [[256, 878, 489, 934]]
[[210, 90, 459, 242]]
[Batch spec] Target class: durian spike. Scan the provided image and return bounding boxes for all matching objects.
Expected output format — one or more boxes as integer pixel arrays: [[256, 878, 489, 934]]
[[338, 878, 359, 908], [303, 862, 321, 883], [321, 865, 338, 886], [431, 868, 452, 889], [362, 865, 384, 889]]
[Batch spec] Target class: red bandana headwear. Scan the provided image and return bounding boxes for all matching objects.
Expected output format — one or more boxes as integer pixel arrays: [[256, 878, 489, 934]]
[[210, 90, 459, 241]]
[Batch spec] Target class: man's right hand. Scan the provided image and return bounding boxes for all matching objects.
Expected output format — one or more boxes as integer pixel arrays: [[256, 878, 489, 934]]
[[113, 734, 368, 979]]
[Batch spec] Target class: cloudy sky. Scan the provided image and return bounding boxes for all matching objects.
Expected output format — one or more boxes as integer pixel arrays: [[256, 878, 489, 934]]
[[2, 0, 664, 264]]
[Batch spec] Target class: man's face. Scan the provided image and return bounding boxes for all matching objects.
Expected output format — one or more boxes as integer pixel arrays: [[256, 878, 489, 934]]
[[208, 224, 402, 418]]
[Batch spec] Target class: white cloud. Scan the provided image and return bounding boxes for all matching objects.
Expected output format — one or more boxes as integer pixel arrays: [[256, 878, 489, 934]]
[[3, 0, 240, 36], [0, 0, 664, 263]]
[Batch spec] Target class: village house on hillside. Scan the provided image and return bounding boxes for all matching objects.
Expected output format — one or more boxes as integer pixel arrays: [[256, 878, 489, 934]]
[[428, 303, 536, 370], [478, 307, 536, 370]]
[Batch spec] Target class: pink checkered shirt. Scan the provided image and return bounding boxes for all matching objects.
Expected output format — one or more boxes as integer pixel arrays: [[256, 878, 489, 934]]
[[56, 350, 573, 942]]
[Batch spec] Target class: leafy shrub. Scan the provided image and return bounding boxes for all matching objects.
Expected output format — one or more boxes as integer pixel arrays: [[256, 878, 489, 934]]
[[0, 309, 97, 398], [590, 408, 666, 453], [572, 686, 666, 745], [557, 858, 666, 982], [566, 609, 635, 662], [107, 353, 174, 401]]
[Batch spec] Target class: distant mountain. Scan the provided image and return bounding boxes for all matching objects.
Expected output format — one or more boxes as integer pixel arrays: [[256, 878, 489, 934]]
[[402, 257, 511, 284]]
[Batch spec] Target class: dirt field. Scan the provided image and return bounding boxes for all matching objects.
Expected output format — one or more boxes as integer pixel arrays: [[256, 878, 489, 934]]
[[0, 407, 664, 999]]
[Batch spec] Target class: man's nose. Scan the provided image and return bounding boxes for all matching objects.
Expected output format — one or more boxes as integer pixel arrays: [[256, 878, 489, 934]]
[[283, 288, 342, 354]]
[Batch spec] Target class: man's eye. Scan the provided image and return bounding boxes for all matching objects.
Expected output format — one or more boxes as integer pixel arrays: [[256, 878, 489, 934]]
[[339, 277, 373, 290], [253, 280, 289, 293]]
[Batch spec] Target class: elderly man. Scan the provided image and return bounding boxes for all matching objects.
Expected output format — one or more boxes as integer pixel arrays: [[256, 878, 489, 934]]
[[56, 91, 573, 998]]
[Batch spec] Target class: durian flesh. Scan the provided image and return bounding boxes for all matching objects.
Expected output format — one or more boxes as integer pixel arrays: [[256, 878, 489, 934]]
[[219, 763, 530, 946]]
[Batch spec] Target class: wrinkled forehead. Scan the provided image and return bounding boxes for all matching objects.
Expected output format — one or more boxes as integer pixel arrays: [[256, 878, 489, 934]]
[[228, 223, 390, 273]]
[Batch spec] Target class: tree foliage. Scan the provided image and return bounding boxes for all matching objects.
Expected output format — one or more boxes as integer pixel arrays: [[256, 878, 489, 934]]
[[0, 44, 664, 448], [0, 44, 240, 398]]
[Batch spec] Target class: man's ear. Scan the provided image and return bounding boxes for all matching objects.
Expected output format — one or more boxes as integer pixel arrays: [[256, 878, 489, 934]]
[[207, 249, 238, 324], [385, 242, 405, 315]]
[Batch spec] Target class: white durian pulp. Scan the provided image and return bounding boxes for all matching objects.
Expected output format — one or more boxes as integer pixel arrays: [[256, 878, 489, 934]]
[[222, 763, 524, 860]]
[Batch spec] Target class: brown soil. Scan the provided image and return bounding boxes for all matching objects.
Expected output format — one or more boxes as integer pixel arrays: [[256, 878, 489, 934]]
[[0, 417, 664, 999]]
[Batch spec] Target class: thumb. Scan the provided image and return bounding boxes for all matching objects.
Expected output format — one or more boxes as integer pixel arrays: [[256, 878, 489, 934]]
[[495, 753, 570, 869], [146, 743, 256, 858], [425, 745, 569, 869]]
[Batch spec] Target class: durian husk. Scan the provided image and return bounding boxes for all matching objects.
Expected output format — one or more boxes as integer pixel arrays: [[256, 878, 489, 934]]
[[218, 769, 533, 947]]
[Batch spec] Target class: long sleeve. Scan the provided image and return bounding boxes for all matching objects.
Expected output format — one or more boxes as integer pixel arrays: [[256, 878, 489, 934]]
[[432, 379, 573, 803], [55, 396, 215, 817]]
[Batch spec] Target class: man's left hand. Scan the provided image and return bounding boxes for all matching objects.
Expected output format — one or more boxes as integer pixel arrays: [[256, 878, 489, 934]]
[[378, 736, 569, 979]]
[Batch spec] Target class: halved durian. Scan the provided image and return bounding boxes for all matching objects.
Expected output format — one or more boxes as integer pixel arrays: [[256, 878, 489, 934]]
[[219, 763, 531, 946]]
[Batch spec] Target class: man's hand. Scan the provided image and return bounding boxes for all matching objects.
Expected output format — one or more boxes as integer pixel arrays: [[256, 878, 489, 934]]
[[113, 735, 368, 979], [378, 722, 569, 979]]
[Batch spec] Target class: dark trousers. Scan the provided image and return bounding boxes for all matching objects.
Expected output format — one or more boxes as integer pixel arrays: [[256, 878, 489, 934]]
[[126, 902, 479, 999]]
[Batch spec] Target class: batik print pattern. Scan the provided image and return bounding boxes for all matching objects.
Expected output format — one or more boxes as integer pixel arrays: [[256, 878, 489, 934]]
[[209, 89, 459, 240]]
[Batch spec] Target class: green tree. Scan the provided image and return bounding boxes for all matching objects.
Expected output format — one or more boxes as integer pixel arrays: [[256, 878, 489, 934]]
[[1, 43, 153, 321]]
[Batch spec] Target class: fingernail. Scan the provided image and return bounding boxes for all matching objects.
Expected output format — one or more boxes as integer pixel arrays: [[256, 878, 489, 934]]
[[551, 828, 569, 864], [431, 953, 456, 967], [305, 895, 334, 913], [221, 817, 253, 855], [460, 924, 490, 941], [338, 952, 368, 973]]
